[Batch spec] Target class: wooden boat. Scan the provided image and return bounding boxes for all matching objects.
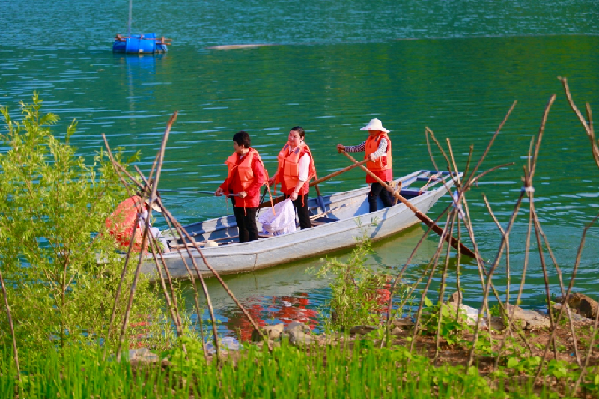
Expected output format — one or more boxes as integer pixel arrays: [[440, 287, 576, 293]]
[[141, 170, 458, 280]]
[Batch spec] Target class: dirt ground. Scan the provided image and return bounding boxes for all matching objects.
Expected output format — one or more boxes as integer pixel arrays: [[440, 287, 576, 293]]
[[381, 317, 599, 398]]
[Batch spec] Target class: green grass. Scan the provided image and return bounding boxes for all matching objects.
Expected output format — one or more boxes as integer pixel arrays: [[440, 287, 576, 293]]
[[3, 339, 598, 398]]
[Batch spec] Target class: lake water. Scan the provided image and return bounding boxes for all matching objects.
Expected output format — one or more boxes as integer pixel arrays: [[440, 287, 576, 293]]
[[1, 0, 598, 339]]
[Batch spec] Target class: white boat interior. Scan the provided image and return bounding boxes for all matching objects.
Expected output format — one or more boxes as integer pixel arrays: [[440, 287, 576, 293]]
[[144, 170, 458, 280]]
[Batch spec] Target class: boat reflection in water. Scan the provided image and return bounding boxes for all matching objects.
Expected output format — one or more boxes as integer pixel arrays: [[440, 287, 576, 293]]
[[186, 223, 445, 341], [185, 259, 327, 341], [227, 294, 319, 341], [112, 53, 167, 120]]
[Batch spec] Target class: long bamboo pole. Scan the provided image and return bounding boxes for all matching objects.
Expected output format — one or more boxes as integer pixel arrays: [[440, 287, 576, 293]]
[[340, 150, 477, 258], [259, 158, 369, 208], [117, 112, 177, 361], [131, 166, 186, 343]]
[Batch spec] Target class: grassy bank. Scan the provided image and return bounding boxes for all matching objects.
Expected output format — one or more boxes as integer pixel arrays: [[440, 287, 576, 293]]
[[2, 339, 598, 398]]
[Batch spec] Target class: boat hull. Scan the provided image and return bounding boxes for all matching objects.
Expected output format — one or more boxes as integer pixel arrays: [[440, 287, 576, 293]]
[[142, 170, 457, 280]]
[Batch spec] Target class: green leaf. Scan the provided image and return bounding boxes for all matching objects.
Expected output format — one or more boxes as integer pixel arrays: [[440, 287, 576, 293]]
[[424, 296, 433, 307], [507, 357, 519, 368]]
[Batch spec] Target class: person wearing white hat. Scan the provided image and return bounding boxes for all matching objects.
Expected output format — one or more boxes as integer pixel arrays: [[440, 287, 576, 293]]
[[337, 118, 394, 213]]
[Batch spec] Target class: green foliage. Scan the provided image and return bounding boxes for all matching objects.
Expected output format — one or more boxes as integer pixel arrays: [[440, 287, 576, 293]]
[[0, 339, 594, 398], [0, 94, 170, 353], [420, 298, 472, 347], [489, 303, 502, 317], [419, 298, 497, 356], [581, 366, 599, 395], [164, 335, 208, 375], [314, 235, 408, 330]]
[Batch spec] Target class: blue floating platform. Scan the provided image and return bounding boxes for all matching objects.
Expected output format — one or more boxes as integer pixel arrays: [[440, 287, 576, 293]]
[[112, 33, 170, 54]]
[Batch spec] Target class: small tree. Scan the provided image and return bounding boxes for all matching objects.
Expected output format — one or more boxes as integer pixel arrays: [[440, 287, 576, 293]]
[[315, 235, 408, 330], [0, 94, 170, 354]]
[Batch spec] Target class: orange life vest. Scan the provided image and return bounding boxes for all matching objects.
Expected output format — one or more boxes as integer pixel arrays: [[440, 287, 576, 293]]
[[365, 132, 392, 172], [277, 142, 317, 196], [224, 148, 265, 208], [365, 132, 392, 183], [105, 195, 145, 252]]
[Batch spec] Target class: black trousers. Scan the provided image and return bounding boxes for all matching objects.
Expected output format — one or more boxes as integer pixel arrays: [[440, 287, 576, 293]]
[[233, 206, 259, 243], [368, 182, 394, 213], [285, 193, 311, 229]]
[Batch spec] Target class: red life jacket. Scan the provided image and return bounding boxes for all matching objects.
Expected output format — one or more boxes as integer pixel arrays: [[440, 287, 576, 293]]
[[365, 132, 392, 183], [276, 142, 317, 196], [224, 148, 265, 208], [105, 195, 145, 252]]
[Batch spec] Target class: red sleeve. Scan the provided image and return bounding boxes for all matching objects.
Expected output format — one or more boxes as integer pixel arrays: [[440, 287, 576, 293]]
[[246, 157, 266, 198], [219, 175, 231, 193]]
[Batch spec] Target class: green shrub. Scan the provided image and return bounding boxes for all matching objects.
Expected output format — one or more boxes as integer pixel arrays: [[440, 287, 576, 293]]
[[0, 94, 171, 354], [315, 235, 411, 331]]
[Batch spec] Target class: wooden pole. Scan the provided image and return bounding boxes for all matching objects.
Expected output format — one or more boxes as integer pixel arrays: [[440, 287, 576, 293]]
[[310, 158, 369, 187], [117, 112, 177, 361], [127, 0, 133, 36], [341, 150, 477, 259], [259, 158, 369, 208]]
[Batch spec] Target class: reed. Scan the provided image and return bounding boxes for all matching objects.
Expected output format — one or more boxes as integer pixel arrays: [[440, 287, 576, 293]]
[[4, 340, 595, 398]]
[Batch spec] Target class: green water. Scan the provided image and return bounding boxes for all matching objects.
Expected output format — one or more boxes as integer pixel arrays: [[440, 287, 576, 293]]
[[1, 0, 598, 336]]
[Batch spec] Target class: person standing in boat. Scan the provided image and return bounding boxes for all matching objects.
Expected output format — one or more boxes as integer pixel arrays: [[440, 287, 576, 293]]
[[268, 126, 317, 229], [215, 131, 267, 243], [337, 118, 394, 213]]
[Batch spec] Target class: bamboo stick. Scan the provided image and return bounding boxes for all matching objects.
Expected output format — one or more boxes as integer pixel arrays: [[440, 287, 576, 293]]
[[259, 159, 369, 208], [117, 112, 177, 361], [341, 150, 477, 258]]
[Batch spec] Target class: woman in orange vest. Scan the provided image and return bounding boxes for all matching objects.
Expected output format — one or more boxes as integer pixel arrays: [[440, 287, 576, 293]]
[[215, 131, 267, 243], [268, 126, 317, 229], [337, 118, 394, 213]]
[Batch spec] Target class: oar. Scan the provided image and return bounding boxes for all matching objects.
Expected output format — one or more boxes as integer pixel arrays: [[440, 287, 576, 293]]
[[158, 189, 242, 197], [259, 158, 370, 208], [313, 184, 326, 213], [341, 150, 477, 259]]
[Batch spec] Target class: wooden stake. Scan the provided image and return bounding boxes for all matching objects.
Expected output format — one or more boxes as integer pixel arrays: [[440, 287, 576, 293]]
[[341, 150, 477, 258]]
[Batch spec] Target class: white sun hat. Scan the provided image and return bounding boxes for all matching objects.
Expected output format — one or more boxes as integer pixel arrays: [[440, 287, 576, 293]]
[[360, 118, 390, 133]]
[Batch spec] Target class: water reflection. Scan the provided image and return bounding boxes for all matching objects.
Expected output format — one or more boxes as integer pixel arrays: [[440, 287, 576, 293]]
[[224, 294, 319, 341], [183, 225, 452, 339], [114, 54, 165, 114]]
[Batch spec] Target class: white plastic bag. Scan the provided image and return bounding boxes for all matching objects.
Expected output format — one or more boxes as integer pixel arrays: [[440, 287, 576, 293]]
[[258, 199, 297, 236]]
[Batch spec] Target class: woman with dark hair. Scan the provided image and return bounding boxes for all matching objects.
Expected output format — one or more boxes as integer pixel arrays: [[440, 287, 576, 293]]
[[215, 131, 267, 243], [268, 126, 317, 229]]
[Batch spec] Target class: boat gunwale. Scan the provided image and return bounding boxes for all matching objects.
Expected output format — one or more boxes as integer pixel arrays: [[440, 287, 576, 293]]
[[156, 170, 458, 259], [174, 170, 450, 235]]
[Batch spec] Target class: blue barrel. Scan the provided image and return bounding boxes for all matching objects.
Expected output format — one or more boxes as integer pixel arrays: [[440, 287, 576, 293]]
[[113, 33, 166, 54]]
